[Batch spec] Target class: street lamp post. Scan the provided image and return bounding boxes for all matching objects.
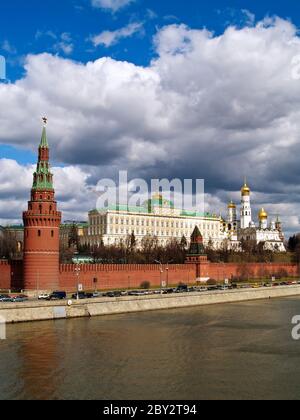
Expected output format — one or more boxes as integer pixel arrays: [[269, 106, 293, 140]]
[[75, 264, 81, 300], [10, 271, 14, 295], [166, 260, 173, 287], [166, 266, 169, 288], [36, 271, 40, 299], [155, 259, 173, 291], [155, 260, 164, 293]]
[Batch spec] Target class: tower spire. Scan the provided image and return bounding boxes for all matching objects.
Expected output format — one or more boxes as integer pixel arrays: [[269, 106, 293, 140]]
[[32, 119, 53, 191], [40, 117, 49, 149]]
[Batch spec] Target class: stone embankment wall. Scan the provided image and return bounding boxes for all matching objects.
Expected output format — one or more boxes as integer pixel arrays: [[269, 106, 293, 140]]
[[1, 285, 300, 324]]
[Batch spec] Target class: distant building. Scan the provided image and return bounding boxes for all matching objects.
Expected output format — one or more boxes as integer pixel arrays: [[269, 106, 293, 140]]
[[0, 225, 24, 258], [86, 194, 226, 248], [222, 182, 285, 252], [60, 221, 89, 249]]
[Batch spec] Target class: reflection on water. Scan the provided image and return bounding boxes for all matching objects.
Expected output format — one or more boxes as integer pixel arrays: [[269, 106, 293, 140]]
[[1, 297, 300, 400]]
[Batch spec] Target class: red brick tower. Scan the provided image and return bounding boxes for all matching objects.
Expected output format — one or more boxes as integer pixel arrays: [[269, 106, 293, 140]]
[[23, 119, 61, 291], [186, 226, 210, 280]]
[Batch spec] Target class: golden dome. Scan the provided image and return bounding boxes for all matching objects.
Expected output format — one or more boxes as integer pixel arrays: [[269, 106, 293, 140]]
[[258, 208, 268, 220], [241, 183, 250, 196], [228, 201, 236, 209], [153, 192, 163, 200]]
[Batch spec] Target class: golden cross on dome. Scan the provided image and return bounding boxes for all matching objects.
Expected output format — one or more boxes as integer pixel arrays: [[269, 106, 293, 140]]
[[42, 116, 48, 126]]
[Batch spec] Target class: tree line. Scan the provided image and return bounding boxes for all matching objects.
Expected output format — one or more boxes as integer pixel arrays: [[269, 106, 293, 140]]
[[0, 226, 299, 265], [60, 233, 187, 264], [59, 230, 296, 265]]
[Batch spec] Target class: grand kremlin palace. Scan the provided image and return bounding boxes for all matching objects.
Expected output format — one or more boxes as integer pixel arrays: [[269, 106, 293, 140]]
[[86, 195, 228, 248]]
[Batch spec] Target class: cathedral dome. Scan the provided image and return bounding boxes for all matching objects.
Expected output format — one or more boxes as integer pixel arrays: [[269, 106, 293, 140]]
[[258, 208, 268, 220], [241, 183, 250, 196], [228, 201, 236, 209]]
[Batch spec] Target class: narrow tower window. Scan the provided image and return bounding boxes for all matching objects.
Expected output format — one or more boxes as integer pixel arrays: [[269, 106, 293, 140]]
[[38, 230, 41, 237]]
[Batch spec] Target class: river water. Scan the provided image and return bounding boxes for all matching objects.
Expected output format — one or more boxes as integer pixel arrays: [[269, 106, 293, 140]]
[[1, 297, 300, 400]]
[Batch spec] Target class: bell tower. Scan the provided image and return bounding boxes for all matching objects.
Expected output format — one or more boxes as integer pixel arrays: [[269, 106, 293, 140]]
[[240, 179, 252, 229], [23, 118, 61, 291]]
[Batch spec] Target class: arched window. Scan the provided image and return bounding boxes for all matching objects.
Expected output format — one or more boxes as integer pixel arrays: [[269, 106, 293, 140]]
[[38, 230, 41, 237], [51, 230, 54, 238], [39, 205, 42, 214]]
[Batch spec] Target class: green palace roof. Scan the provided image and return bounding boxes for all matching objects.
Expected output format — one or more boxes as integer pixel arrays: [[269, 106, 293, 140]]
[[61, 222, 88, 228], [92, 203, 218, 219], [5, 225, 24, 230]]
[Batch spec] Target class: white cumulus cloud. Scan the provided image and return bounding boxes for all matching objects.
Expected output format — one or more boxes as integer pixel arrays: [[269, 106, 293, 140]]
[[91, 22, 144, 48], [1, 17, 300, 235], [91, 0, 135, 13]]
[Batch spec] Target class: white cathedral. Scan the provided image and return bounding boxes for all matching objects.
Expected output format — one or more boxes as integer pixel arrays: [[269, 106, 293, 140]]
[[222, 181, 286, 252]]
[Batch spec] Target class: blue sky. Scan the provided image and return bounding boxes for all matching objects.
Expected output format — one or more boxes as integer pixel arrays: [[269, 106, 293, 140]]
[[2, 0, 300, 82], [1, 0, 300, 234], [1, 0, 300, 165]]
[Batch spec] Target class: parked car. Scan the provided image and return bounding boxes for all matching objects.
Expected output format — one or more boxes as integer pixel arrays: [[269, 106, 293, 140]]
[[0, 295, 12, 302], [12, 296, 28, 303], [175, 284, 188, 293], [72, 292, 94, 300], [92, 292, 102, 298], [103, 291, 122, 297], [38, 293, 50, 300], [197, 287, 208, 292], [46, 291, 67, 301], [152, 290, 162, 295], [128, 290, 145, 296]]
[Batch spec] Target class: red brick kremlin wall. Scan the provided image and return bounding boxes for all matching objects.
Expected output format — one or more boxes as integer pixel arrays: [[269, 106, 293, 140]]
[[59, 264, 196, 292], [0, 261, 299, 291], [0, 261, 11, 290], [59, 262, 299, 292], [0, 261, 23, 291], [198, 262, 299, 281]]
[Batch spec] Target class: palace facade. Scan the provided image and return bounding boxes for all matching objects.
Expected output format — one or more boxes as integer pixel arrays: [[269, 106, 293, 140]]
[[86, 197, 224, 248]]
